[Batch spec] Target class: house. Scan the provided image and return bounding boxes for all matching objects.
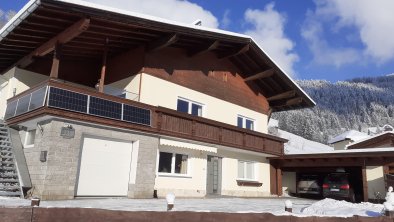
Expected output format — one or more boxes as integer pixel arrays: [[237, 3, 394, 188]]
[[0, 0, 315, 200], [328, 130, 370, 150]]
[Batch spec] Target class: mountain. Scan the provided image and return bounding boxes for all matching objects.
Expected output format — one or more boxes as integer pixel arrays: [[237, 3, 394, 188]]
[[272, 75, 394, 144]]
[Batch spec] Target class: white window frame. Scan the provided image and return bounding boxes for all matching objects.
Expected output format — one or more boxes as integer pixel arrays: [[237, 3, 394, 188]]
[[157, 151, 190, 177], [237, 160, 258, 181], [24, 129, 36, 148], [237, 115, 256, 131], [177, 97, 205, 117]]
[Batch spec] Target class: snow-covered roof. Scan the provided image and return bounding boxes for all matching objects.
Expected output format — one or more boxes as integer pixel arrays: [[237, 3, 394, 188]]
[[285, 147, 394, 155], [327, 130, 370, 144], [0, 0, 316, 111], [346, 131, 394, 148], [277, 129, 333, 154]]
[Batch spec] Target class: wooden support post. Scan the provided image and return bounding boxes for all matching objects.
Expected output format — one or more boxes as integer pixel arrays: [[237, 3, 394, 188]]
[[362, 166, 368, 202], [49, 43, 62, 79], [277, 167, 283, 196], [98, 38, 109, 93]]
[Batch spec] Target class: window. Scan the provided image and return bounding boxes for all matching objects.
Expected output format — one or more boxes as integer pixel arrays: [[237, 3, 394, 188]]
[[238, 160, 256, 180], [237, 116, 255, 130], [158, 152, 188, 175], [24, 130, 36, 148], [177, 98, 203, 117]]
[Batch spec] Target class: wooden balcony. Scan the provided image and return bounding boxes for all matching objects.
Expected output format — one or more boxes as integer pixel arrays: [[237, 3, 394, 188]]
[[5, 79, 286, 156]]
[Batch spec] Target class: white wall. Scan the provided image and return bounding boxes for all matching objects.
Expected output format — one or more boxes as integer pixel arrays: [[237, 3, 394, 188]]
[[218, 149, 271, 197], [139, 74, 268, 133], [332, 140, 352, 150], [105, 74, 141, 101], [154, 145, 207, 197], [282, 172, 296, 195], [0, 68, 48, 119], [366, 166, 386, 200]]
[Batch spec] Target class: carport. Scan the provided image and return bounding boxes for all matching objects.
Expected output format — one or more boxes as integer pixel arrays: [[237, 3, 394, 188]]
[[269, 149, 394, 202]]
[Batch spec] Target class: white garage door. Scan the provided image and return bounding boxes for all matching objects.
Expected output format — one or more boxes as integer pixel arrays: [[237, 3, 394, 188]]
[[77, 137, 133, 196]]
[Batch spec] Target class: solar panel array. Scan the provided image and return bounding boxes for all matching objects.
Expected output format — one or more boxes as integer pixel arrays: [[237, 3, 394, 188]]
[[47, 87, 151, 126]]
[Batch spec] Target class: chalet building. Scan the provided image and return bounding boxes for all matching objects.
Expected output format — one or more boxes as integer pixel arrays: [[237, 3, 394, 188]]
[[0, 0, 315, 200], [328, 130, 370, 150]]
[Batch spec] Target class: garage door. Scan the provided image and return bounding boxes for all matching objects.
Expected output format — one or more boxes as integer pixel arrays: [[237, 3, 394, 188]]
[[77, 137, 133, 196]]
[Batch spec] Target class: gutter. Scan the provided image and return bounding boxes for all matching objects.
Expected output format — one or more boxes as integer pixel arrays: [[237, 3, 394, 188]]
[[0, 0, 41, 42]]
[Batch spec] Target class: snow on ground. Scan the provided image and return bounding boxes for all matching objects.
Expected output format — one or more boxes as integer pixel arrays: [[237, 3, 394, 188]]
[[0, 197, 385, 217], [302, 198, 383, 217]]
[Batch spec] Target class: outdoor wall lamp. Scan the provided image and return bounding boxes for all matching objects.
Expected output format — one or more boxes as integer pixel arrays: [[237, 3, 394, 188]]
[[166, 193, 175, 211], [40, 151, 47, 162]]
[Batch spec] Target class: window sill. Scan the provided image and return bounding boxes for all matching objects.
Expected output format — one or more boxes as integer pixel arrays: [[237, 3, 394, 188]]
[[24, 145, 34, 149], [236, 179, 262, 187], [158, 173, 192, 178]]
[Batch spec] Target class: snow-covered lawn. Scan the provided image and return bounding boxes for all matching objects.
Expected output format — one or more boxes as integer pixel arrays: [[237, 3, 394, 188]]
[[0, 197, 385, 217]]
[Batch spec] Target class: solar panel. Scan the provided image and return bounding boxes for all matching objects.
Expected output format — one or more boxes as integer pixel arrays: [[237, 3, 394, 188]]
[[89, 96, 122, 120], [15, 94, 31, 116], [123, 104, 151, 126], [48, 87, 88, 113], [4, 100, 17, 119]]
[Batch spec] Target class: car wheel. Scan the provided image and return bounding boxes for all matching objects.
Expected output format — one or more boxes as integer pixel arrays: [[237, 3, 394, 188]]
[[349, 189, 356, 203]]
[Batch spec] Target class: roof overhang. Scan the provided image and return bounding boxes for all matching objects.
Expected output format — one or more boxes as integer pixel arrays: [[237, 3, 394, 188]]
[[0, 0, 315, 111]]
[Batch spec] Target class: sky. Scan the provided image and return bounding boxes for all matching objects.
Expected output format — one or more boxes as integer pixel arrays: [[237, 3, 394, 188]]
[[1, 0, 394, 82]]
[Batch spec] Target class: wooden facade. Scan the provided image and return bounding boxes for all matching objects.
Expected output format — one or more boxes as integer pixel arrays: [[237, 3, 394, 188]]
[[347, 132, 394, 149]]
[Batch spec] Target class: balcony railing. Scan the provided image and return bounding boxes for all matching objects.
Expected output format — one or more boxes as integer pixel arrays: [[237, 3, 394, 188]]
[[5, 79, 286, 156]]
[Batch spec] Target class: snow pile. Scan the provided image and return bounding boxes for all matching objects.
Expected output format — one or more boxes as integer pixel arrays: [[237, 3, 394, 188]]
[[278, 129, 333, 154], [302, 199, 383, 217]]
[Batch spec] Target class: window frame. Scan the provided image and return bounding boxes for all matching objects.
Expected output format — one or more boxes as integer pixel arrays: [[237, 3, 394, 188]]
[[177, 97, 205, 117], [237, 160, 258, 181], [24, 129, 36, 148], [157, 151, 190, 177], [237, 115, 256, 131]]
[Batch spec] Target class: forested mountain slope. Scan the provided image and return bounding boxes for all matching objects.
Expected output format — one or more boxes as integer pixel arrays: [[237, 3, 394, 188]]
[[273, 75, 394, 144]]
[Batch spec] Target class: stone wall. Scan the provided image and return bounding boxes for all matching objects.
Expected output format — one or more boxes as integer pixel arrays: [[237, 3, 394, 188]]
[[23, 118, 158, 200]]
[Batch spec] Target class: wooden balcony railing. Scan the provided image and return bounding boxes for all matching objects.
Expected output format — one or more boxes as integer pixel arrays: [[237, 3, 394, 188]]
[[6, 79, 286, 156]]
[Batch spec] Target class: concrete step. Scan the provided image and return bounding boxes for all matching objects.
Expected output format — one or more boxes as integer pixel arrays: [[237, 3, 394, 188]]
[[0, 191, 21, 197], [1, 161, 15, 165], [1, 166, 16, 170], [0, 185, 20, 191], [0, 178, 19, 183]]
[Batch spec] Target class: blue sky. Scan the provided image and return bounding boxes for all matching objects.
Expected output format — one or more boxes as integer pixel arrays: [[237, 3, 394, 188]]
[[2, 0, 394, 82]]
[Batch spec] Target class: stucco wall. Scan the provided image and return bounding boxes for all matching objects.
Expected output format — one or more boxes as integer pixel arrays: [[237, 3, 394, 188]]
[[139, 74, 268, 133], [0, 68, 48, 119], [154, 142, 272, 198], [282, 172, 296, 195], [332, 140, 352, 150], [217, 148, 271, 197], [366, 166, 386, 200], [23, 118, 158, 200], [154, 145, 207, 197]]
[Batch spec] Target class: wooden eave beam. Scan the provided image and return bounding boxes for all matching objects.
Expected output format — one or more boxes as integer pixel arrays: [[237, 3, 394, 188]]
[[147, 33, 178, 52], [267, 90, 296, 101], [271, 97, 303, 109], [188, 40, 219, 57], [244, 68, 275, 82], [17, 18, 90, 68], [218, 44, 250, 59]]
